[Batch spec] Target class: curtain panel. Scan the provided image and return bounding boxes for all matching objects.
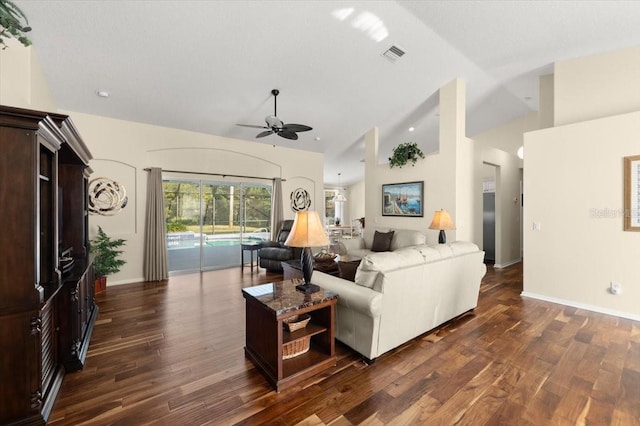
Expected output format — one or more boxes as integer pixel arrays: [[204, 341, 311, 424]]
[[144, 167, 168, 281]]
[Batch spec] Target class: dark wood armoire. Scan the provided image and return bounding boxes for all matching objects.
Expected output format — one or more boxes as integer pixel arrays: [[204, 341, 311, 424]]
[[0, 105, 97, 425]]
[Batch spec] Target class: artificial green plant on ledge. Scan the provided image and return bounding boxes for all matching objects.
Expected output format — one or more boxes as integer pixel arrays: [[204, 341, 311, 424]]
[[388, 142, 425, 168], [0, 0, 32, 49]]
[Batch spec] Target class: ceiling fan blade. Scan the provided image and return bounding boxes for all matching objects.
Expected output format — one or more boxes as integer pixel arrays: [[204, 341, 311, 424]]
[[282, 124, 313, 132], [256, 130, 274, 138], [237, 124, 269, 129], [278, 131, 298, 140]]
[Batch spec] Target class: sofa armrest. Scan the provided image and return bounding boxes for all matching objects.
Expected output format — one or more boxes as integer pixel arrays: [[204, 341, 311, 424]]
[[337, 238, 365, 254], [312, 271, 382, 317]]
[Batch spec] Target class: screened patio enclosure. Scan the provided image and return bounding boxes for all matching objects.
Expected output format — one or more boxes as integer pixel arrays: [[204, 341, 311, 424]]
[[163, 179, 271, 273]]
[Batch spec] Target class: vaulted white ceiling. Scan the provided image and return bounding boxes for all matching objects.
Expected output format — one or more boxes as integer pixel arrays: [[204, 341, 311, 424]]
[[18, 0, 640, 186]]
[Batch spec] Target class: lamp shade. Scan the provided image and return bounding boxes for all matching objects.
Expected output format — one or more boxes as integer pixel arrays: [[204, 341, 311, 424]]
[[332, 192, 347, 202], [332, 173, 347, 202], [428, 210, 455, 230], [284, 211, 330, 247]]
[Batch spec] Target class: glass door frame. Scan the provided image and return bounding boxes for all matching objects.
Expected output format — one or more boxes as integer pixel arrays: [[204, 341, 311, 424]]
[[164, 177, 271, 274]]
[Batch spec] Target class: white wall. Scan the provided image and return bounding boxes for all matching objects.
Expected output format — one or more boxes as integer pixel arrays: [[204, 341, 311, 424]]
[[524, 46, 640, 320], [66, 111, 324, 285], [346, 179, 365, 223], [0, 43, 56, 111], [472, 112, 539, 158], [554, 46, 640, 126], [524, 112, 640, 319], [363, 79, 472, 245]]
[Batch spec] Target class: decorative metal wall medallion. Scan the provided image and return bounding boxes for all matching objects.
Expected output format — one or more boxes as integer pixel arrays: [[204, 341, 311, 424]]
[[290, 188, 311, 212], [88, 177, 128, 215]]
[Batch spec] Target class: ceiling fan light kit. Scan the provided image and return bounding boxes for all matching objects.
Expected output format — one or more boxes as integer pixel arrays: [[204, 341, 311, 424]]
[[237, 89, 312, 140]]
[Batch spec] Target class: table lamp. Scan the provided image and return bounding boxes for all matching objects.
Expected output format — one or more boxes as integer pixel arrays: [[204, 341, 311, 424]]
[[284, 210, 330, 293], [429, 209, 455, 244]]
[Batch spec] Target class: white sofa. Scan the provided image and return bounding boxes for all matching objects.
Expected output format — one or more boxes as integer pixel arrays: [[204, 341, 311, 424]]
[[312, 241, 486, 360], [337, 228, 426, 257]]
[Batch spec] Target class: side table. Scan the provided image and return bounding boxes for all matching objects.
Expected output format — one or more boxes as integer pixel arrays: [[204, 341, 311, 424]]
[[242, 280, 337, 391], [241, 242, 261, 273]]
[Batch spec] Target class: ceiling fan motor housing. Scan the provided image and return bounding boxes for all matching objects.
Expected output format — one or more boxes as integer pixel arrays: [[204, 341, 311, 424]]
[[266, 115, 283, 130]]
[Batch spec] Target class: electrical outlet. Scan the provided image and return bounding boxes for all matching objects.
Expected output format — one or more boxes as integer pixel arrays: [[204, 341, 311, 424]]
[[533, 222, 541, 231], [610, 282, 622, 295]]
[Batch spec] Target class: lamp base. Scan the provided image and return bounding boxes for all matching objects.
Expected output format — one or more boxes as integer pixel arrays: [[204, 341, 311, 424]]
[[438, 230, 447, 244], [295, 283, 321, 294]]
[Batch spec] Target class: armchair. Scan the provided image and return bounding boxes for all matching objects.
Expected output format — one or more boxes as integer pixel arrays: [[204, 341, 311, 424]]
[[258, 220, 299, 272]]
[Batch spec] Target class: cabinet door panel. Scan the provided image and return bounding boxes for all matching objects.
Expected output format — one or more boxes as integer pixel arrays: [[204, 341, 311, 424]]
[[0, 311, 41, 423], [0, 127, 38, 310]]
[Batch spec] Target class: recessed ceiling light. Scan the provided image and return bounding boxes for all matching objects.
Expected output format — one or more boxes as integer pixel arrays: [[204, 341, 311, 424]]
[[96, 90, 110, 98], [314, 136, 321, 141], [408, 127, 415, 132]]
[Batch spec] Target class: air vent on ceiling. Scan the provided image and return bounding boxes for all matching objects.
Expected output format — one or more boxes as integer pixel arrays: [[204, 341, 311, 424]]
[[382, 45, 406, 63]]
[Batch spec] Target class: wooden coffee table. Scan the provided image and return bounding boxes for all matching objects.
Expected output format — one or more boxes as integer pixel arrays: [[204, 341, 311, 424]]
[[242, 280, 337, 391]]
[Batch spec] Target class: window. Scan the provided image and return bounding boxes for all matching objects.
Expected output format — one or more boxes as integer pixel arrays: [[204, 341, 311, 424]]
[[324, 190, 336, 225]]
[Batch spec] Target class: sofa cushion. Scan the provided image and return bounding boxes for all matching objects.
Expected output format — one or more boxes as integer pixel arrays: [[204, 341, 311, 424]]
[[450, 241, 481, 256], [338, 259, 361, 282], [431, 244, 455, 259], [390, 229, 426, 251], [413, 245, 443, 262], [371, 230, 394, 252], [355, 249, 425, 289]]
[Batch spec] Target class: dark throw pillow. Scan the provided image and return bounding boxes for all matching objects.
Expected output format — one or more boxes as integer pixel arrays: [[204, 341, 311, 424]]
[[338, 259, 361, 282], [371, 230, 394, 252]]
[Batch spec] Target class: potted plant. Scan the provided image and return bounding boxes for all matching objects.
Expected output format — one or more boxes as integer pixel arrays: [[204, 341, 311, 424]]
[[90, 226, 126, 293], [389, 142, 425, 168], [0, 0, 32, 49]]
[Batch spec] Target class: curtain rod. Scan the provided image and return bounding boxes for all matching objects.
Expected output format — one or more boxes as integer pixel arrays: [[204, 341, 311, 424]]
[[143, 168, 284, 182]]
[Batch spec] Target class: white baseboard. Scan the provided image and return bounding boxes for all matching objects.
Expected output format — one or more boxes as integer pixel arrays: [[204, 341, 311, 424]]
[[494, 258, 522, 269], [521, 291, 640, 322], [106, 277, 146, 287]]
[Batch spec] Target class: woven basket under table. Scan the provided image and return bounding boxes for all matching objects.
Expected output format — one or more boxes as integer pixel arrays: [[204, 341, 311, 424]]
[[283, 336, 311, 360]]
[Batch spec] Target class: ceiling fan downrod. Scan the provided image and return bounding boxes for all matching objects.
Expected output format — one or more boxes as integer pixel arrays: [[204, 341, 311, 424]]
[[271, 89, 279, 117]]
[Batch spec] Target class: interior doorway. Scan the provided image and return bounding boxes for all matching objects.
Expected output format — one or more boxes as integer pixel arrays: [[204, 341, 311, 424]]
[[482, 163, 498, 263]]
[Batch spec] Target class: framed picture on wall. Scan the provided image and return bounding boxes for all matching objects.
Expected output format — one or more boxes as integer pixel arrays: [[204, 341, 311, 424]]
[[624, 155, 640, 231], [382, 181, 424, 217]]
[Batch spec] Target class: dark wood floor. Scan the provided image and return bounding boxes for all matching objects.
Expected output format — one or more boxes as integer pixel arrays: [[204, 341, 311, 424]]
[[49, 263, 640, 425]]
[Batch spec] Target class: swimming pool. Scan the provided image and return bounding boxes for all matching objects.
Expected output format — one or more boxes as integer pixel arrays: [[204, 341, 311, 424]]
[[205, 238, 265, 247]]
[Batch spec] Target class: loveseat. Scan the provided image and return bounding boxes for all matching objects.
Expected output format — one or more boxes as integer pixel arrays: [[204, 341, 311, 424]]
[[312, 241, 486, 360]]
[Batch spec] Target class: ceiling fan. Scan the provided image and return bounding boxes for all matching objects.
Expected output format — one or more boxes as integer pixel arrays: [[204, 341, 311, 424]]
[[237, 89, 312, 140]]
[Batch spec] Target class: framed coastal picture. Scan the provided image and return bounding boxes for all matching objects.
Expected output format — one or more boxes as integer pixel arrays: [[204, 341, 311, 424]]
[[382, 181, 424, 217], [624, 155, 640, 231]]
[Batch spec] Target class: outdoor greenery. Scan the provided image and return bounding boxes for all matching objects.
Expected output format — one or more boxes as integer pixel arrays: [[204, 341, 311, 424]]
[[90, 226, 126, 277], [163, 181, 271, 234], [0, 0, 32, 49], [389, 142, 425, 168]]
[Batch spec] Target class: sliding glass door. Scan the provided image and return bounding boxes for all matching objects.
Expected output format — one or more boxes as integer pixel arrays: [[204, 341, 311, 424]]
[[163, 178, 271, 273]]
